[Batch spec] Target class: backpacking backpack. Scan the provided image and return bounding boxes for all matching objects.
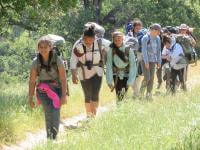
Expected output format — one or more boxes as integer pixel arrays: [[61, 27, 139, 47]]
[[175, 34, 197, 64], [84, 22, 105, 38], [165, 26, 178, 34], [41, 34, 68, 70], [169, 43, 188, 70], [125, 22, 133, 35], [36, 34, 69, 95], [44, 34, 65, 57], [137, 28, 148, 52]]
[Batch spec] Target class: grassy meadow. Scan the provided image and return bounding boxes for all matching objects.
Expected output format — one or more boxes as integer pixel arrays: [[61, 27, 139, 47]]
[[0, 77, 115, 146], [0, 63, 200, 149], [34, 86, 200, 150]]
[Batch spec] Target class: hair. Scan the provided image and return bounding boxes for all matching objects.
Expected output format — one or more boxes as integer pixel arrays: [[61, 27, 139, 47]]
[[83, 25, 96, 38], [112, 30, 124, 40], [37, 38, 53, 72], [132, 19, 143, 28], [132, 19, 143, 33], [162, 34, 172, 45]]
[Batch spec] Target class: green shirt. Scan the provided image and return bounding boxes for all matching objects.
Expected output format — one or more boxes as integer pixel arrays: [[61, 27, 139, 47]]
[[31, 54, 64, 82]]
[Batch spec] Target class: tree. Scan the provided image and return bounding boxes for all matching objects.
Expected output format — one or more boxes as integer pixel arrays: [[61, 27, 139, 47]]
[[0, 0, 78, 32]]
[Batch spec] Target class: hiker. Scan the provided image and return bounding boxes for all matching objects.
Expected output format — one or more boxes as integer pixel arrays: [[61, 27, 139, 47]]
[[161, 43, 171, 90], [156, 30, 166, 90], [131, 19, 145, 97], [140, 23, 162, 99], [28, 36, 67, 140], [70, 25, 106, 118], [106, 31, 137, 102], [177, 24, 197, 85], [126, 19, 145, 97], [163, 35, 187, 94]]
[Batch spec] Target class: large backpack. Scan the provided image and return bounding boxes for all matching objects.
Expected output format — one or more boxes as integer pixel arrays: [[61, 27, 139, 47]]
[[176, 35, 197, 64], [137, 28, 148, 52], [84, 22, 108, 66], [125, 22, 133, 35], [84, 22, 105, 38], [36, 34, 69, 95], [41, 34, 68, 70], [169, 43, 188, 70]]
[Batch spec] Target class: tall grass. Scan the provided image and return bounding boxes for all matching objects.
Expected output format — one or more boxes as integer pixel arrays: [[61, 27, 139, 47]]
[[0, 82, 43, 145], [34, 85, 200, 150], [0, 77, 115, 146]]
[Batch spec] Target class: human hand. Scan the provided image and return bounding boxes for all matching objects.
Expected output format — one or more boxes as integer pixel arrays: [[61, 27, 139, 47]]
[[61, 95, 67, 105], [145, 63, 149, 69], [72, 75, 79, 84], [29, 97, 35, 109]]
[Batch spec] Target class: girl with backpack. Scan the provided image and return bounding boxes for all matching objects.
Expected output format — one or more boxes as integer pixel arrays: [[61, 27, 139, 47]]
[[106, 31, 137, 102], [28, 36, 67, 139], [129, 19, 144, 97], [70, 26, 104, 118], [140, 24, 162, 100], [163, 35, 187, 94]]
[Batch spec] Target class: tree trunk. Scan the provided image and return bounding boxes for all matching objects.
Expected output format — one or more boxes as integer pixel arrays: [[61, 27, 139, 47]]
[[83, 0, 90, 9], [92, 0, 102, 23]]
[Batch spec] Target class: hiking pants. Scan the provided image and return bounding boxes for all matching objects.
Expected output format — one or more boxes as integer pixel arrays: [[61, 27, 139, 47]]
[[140, 61, 156, 94], [170, 68, 185, 94], [37, 86, 61, 139], [156, 65, 162, 85], [132, 76, 143, 97], [113, 76, 128, 102]]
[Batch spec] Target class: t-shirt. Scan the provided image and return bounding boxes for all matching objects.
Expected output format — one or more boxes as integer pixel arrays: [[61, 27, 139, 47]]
[[31, 53, 64, 81]]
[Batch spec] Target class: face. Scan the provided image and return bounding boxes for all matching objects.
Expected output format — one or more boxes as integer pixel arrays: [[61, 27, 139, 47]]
[[83, 36, 95, 47], [113, 36, 123, 48], [179, 29, 187, 35], [151, 29, 160, 37], [134, 25, 142, 33], [165, 42, 171, 49], [38, 42, 52, 58]]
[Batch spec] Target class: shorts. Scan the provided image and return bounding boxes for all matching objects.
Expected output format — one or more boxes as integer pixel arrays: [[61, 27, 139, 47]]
[[80, 74, 102, 103]]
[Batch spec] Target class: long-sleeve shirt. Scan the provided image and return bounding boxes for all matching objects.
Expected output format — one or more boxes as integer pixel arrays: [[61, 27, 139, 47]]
[[106, 44, 137, 86], [141, 34, 161, 65], [169, 43, 186, 70]]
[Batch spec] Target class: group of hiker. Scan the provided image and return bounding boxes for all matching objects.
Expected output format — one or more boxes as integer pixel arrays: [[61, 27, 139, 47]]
[[28, 19, 197, 140]]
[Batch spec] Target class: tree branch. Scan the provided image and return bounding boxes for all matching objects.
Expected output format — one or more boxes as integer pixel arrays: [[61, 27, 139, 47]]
[[8, 19, 38, 31]]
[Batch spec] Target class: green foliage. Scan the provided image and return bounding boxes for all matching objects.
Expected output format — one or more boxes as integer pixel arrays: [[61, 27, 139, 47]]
[[0, 30, 36, 79], [0, 0, 200, 78]]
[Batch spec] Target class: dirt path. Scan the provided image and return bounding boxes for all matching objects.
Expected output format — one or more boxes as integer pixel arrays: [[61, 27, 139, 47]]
[[2, 104, 114, 150]]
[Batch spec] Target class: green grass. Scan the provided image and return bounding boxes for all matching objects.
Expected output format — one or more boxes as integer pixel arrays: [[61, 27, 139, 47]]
[[34, 85, 200, 150], [0, 82, 43, 145], [0, 77, 115, 146]]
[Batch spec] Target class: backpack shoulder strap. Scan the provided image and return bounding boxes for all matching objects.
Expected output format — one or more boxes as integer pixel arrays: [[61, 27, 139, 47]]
[[147, 34, 151, 45], [82, 44, 87, 54], [97, 39, 103, 63]]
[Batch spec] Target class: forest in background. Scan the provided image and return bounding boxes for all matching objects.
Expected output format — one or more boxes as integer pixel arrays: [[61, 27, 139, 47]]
[[0, 0, 200, 82]]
